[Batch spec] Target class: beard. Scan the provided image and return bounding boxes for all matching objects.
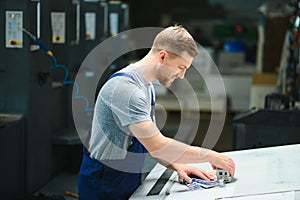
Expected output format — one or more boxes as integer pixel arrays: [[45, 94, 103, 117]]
[[157, 65, 176, 87], [159, 78, 172, 87]]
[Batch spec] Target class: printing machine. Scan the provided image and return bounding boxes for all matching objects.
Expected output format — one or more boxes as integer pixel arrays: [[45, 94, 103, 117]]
[[130, 144, 300, 199], [130, 105, 300, 199]]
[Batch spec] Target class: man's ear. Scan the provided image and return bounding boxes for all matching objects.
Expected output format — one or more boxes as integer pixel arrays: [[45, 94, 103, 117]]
[[158, 50, 167, 62]]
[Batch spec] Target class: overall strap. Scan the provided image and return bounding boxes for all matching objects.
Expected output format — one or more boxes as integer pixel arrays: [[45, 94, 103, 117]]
[[109, 72, 156, 117], [109, 72, 137, 82]]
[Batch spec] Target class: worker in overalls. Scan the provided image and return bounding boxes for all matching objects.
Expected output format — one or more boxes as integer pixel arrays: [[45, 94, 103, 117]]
[[78, 25, 235, 200]]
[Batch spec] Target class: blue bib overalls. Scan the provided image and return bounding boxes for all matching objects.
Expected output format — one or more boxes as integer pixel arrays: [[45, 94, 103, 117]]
[[78, 72, 154, 200]]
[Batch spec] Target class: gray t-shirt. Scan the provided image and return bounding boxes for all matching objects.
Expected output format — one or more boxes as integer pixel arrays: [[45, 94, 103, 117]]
[[88, 64, 155, 160]]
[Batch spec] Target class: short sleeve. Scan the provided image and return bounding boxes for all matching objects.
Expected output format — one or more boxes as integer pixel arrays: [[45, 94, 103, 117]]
[[110, 80, 151, 127]]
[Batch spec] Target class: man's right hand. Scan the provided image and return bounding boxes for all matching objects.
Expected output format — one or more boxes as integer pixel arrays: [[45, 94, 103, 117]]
[[207, 150, 235, 177]]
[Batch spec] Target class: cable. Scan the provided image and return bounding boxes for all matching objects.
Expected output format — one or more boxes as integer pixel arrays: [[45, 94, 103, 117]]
[[22, 28, 54, 57], [22, 28, 93, 112]]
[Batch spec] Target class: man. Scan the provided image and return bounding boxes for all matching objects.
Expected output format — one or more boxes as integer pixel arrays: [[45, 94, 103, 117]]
[[78, 25, 235, 200]]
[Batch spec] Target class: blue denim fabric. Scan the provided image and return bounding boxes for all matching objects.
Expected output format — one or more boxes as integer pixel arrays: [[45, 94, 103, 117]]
[[78, 137, 147, 200]]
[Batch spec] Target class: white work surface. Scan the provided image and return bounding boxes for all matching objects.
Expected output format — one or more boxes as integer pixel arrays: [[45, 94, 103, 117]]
[[130, 144, 300, 200]]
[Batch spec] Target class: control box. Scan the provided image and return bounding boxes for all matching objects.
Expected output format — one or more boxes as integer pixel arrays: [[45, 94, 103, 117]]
[[51, 12, 66, 44], [85, 12, 96, 40], [5, 11, 23, 48]]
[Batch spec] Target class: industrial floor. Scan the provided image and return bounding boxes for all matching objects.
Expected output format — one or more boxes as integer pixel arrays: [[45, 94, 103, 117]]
[[34, 173, 78, 200]]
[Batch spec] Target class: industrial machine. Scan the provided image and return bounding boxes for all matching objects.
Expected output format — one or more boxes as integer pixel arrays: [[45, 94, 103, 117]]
[[233, 108, 300, 150], [0, 114, 25, 199], [0, 1, 53, 198], [130, 144, 300, 199], [0, 0, 131, 199]]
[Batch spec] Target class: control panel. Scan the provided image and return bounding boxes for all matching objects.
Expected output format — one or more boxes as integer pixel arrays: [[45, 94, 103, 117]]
[[5, 11, 23, 48], [85, 12, 96, 40], [109, 12, 118, 36], [51, 12, 66, 44]]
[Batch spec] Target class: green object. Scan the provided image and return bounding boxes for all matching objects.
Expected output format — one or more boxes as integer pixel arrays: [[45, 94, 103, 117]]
[[213, 24, 257, 40]]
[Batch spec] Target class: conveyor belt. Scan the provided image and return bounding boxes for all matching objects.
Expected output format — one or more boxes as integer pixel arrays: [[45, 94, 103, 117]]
[[147, 168, 174, 196]]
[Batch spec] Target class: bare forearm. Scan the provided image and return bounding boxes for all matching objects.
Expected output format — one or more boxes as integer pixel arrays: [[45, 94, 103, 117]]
[[150, 139, 213, 165], [130, 121, 235, 176], [153, 143, 234, 177], [130, 121, 213, 164]]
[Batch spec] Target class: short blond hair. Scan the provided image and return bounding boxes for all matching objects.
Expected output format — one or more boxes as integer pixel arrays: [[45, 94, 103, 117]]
[[152, 25, 199, 58]]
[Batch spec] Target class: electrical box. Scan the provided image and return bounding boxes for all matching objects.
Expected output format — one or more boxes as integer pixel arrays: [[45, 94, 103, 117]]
[[108, 2, 130, 36], [85, 12, 96, 40], [109, 12, 119, 36], [51, 12, 66, 44], [5, 11, 23, 48]]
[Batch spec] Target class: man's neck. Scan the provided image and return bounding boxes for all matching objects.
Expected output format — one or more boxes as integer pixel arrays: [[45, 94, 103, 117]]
[[134, 52, 158, 84]]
